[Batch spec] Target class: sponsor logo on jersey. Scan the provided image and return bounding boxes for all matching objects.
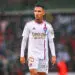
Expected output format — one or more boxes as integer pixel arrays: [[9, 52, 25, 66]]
[[32, 32, 46, 39]]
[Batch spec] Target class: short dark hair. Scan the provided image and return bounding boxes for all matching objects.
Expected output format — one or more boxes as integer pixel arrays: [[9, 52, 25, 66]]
[[34, 4, 45, 9]]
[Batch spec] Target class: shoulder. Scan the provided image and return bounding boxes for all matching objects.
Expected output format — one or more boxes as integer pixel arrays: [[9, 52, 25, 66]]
[[24, 20, 34, 28], [26, 20, 34, 25], [45, 21, 53, 29], [45, 21, 54, 37]]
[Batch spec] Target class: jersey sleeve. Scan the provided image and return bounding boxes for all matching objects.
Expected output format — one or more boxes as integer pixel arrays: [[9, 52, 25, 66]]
[[20, 23, 30, 57], [47, 24, 56, 56], [47, 24, 54, 39], [22, 23, 30, 37]]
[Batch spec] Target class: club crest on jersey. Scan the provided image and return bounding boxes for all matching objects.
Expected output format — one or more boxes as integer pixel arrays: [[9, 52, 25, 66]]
[[43, 24, 47, 33]]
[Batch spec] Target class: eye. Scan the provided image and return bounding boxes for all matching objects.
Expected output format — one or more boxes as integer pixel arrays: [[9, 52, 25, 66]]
[[38, 10, 41, 12]]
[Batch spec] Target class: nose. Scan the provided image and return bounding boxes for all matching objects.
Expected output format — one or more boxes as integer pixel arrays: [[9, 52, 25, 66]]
[[35, 13, 39, 17], [35, 12, 38, 15]]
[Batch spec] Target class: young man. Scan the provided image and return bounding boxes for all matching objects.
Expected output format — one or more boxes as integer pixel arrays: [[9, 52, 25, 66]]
[[20, 5, 56, 75]]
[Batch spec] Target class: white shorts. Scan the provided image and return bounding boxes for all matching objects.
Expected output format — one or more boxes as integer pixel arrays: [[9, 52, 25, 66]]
[[28, 57, 49, 74]]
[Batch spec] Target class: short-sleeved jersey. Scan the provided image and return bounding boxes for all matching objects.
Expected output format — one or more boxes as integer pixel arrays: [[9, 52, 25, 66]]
[[22, 20, 54, 59]]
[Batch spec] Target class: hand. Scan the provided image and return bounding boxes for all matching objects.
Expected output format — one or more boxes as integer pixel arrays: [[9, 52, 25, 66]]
[[51, 56, 56, 65], [20, 57, 26, 64]]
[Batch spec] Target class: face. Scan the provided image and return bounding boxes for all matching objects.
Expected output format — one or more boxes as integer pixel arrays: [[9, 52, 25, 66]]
[[34, 7, 45, 20]]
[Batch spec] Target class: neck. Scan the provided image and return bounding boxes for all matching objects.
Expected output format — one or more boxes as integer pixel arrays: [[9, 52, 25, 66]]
[[35, 19, 43, 24]]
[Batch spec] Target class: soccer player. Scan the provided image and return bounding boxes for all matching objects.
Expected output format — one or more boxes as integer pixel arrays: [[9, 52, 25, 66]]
[[20, 4, 56, 75]]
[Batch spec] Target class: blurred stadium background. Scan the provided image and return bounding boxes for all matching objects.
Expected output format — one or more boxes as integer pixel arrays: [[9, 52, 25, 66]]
[[0, 0, 75, 75]]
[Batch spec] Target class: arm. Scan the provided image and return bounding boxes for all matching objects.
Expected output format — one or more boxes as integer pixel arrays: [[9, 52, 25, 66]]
[[20, 23, 30, 64], [49, 38, 56, 65], [48, 24, 56, 64], [49, 38, 56, 57], [20, 36, 28, 57]]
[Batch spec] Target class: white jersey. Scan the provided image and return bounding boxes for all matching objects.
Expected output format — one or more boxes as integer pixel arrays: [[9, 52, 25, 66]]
[[22, 20, 55, 59]]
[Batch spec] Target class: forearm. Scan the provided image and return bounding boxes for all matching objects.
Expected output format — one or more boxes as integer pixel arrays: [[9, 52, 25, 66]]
[[20, 36, 27, 57], [49, 39, 56, 56]]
